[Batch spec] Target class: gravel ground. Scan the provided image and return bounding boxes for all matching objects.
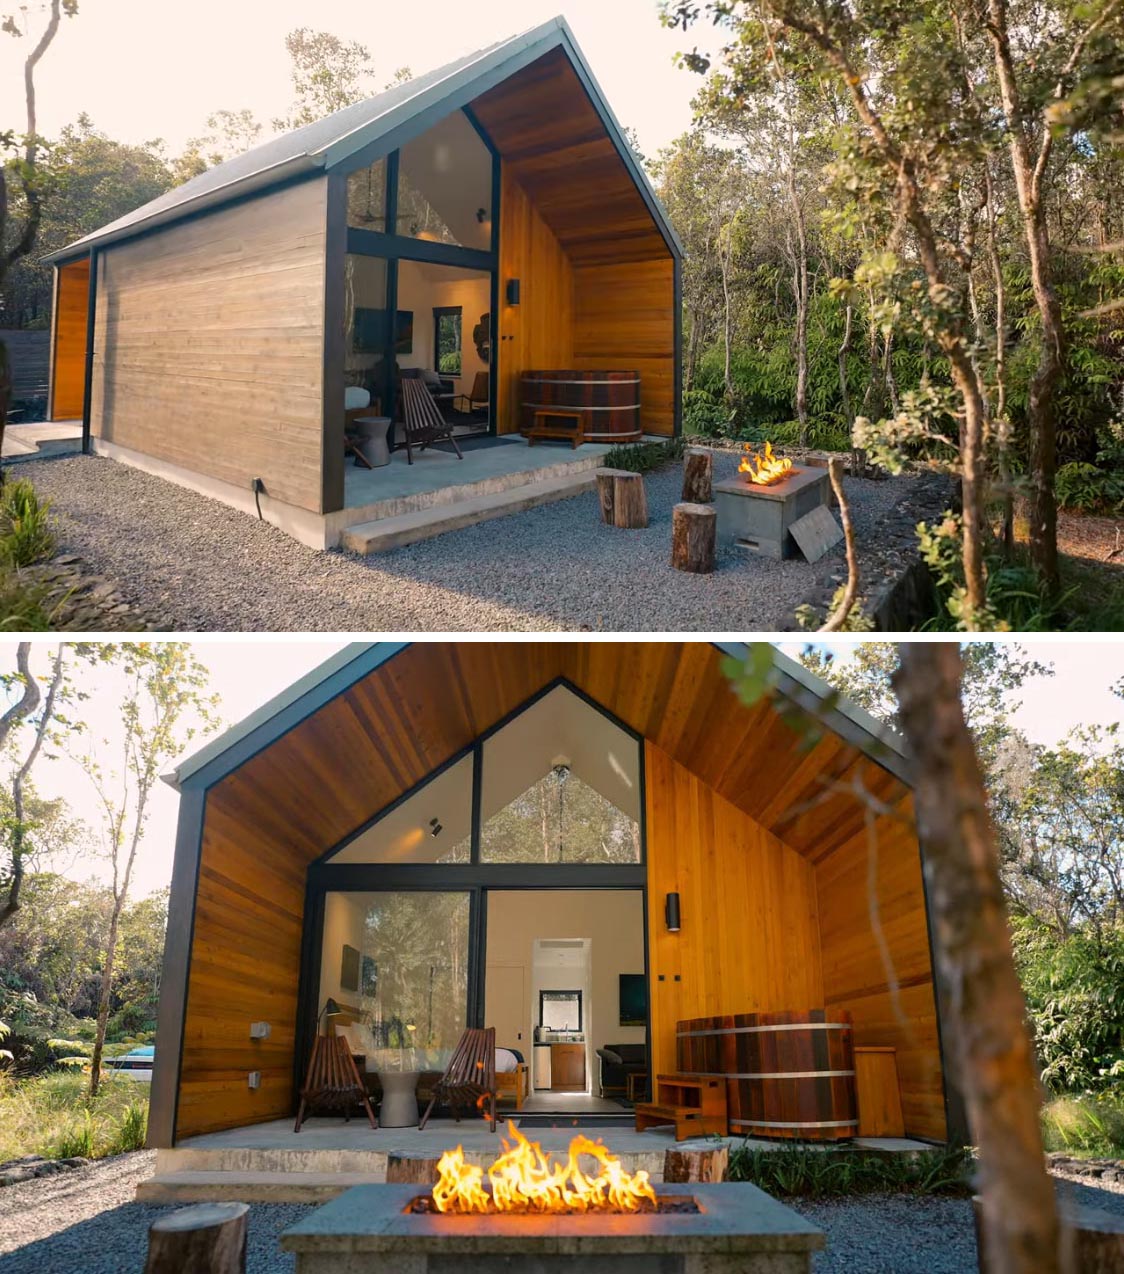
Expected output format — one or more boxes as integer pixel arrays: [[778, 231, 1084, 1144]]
[[4, 1153, 1121, 1274], [20, 452, 914, 632]]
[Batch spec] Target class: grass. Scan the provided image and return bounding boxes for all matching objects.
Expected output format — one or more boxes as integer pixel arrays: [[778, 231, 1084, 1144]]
[[0, 1070, 149, 1163], [727, 1141, 974, 1198], [1041, 1092, 1124, 1159], [601, 437, 686, 474]]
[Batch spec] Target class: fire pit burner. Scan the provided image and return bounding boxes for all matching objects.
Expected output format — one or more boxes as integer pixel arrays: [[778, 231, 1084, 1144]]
[[715, 465, 837, 560], [281, 1181, 826, 1273]]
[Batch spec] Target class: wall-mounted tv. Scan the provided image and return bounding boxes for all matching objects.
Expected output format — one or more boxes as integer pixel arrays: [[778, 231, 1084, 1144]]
[[353, 306, 413, 355], [619, 973, 647, 1027]]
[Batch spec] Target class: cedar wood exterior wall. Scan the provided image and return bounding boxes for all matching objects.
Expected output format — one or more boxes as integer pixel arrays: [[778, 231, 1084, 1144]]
[[168, 657, 946, 1145], [89, 178, 330, 513]]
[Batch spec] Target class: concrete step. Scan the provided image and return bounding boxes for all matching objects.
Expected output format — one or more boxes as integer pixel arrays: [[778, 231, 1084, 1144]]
[[340, 468, 597, 554], [137, 1170, 385, 1204]]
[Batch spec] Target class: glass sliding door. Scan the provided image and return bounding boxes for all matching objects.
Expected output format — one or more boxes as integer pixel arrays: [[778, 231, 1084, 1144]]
[[318, 891, 470, 1067]]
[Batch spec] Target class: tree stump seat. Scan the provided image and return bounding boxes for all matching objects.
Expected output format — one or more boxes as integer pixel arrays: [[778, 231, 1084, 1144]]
[[596, 468, 649, 529]]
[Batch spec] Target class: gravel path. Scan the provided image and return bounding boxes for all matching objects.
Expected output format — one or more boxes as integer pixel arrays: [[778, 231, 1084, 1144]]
[[4, 1154, 1122, 1274], [20, 453, 913, 632]]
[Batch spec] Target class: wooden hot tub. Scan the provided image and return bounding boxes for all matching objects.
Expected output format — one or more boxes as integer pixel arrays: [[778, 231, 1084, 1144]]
[[519, 370, 642, 443], [677, 1010, 857, 1141]]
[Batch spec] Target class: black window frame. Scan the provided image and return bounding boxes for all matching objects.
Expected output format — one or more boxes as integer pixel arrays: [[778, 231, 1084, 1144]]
[[539, 988, 583, 1032]]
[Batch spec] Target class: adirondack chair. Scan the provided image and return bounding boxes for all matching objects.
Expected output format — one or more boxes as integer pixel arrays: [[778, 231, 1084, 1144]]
[[399, 377, 464, 465], [454, 370, 490, 415], [419, 1027, 498, 1132], [294, 1034, 377, 1133]]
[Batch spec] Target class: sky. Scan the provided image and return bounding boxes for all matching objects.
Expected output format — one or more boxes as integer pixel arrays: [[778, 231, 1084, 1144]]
[[2, 638, 1121, 902], [0, 0, 719, 163]]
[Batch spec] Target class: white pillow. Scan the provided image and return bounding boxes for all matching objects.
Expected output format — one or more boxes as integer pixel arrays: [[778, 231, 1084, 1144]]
[[345, 386, 371, 410], [333, 1022, 359, 1051], [495, 1048, 519, 1073]]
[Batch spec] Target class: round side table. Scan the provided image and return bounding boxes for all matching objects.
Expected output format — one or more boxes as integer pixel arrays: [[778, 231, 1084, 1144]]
[[377, 1069, 420, 1127], [353, 415, 392, 468]]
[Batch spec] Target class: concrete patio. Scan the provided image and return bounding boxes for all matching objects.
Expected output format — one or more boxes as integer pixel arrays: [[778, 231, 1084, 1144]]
[[136, 1116, 932, 1205]]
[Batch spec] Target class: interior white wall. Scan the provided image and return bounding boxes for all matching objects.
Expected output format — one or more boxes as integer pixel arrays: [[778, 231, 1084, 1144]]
[[484, 890, 646, 1095], [317, 891, 366, 1016], [396, 260, 490, 396]]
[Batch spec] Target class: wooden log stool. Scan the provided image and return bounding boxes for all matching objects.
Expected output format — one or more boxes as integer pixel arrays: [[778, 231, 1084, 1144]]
[[975, 1197, 1124, 1273], [596, 468, 649, 529], [145, 1203, 248, 1274], [664, 1143, 730, 1184], [386, 1152, 445, 1185], [671, 502, 716, 573], [681, 447, 713, 503]]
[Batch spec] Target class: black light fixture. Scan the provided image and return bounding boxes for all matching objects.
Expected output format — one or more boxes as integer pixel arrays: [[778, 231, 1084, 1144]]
[[317, 997, 344, 1034], [665, 892, 681, 933], [429, 817, 442, 837], [475, 207, 488, 223], [506, 277, 521, 306]]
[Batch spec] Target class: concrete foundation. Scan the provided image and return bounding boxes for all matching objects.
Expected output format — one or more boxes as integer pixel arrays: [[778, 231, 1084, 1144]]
[[715, 468, 830, 559], [280, 1182, 825, 1273]]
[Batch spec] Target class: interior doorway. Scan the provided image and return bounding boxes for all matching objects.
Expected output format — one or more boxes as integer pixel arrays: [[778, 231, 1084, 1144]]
[[483, 888, 647, 1116]]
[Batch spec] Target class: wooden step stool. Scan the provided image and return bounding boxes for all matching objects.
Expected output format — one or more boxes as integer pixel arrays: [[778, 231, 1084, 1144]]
[[634, 1073, 727, 1141]]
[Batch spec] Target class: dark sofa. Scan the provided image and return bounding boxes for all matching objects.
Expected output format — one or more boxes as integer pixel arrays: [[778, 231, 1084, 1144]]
[[595, 1043, 647, 1098]]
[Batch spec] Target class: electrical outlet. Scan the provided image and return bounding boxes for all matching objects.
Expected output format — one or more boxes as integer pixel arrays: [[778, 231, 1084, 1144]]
[[251, 477, 265, 494], [249, 1021, 271, 1039], [247, 1071, 261, 1090]]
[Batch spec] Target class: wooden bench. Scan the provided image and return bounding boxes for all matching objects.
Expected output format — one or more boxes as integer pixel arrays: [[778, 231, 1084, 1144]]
[[635, 1073, 727, 1141], [526, 408, 585, 448]]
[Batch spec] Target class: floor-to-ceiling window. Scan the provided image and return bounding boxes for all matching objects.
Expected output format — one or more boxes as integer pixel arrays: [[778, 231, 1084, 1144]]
[[342, 108, 497, 445]]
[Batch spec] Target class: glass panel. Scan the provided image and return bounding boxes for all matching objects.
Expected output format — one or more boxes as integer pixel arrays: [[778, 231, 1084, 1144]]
[[346, 158, 388, 231], [434, 308, 462, 376], [343, 253, 391, 417], [480, 685, 641, 865], [319, 891, 470, 1067], [396, 110, 492, 250], [540, 990, 582, 1031], [328, 753, 472, 864]]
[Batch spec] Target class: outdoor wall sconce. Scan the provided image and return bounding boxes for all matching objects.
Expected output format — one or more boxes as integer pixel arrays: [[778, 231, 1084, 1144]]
[[506, 278, 521, 306], [665, 892, 681, 933], [429, 817, 443, 837]]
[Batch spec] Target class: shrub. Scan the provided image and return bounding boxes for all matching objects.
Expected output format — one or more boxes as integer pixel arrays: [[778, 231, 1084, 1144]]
[[727, 1142, 973, 1198], [0, 1070, 151, 1163], [1042, 1092, 1124, 1158], [111, 1101, 148, 1153], [0, 478, 56, 568], [53, 1108, 96, 1159], [683, 391, 738, 439], [1055, 461, 1124, 513], [601, 437, 686, 474]]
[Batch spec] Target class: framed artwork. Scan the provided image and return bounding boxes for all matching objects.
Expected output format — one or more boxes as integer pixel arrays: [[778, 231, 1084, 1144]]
[[340, 943, 360, 993]]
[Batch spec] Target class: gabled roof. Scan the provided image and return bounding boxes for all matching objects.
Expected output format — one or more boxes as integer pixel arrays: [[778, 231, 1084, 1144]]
[[165, 641, 910, 794], [46, 16, 681, 265]]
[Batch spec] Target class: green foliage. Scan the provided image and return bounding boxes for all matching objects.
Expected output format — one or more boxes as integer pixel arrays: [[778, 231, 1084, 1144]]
[[53, 1107, 96, 1158], [794, 585, 875, 632], [1041, 1092, 1124, 1158], [1012, 918, 1124, 1093], [683, 390, 738, 438], [0, 1070, 150, 1162], [112, 1100, 148, 1153], [437, 351, 461, 376], [0, 478, 56, 567], [601, 437, 686, 473], [727, 1143, 973, 1198]]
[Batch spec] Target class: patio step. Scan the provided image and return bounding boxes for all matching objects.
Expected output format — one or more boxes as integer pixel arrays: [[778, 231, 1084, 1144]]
[[340, 468, 597, 554], [137, 1169, 386, 1204]]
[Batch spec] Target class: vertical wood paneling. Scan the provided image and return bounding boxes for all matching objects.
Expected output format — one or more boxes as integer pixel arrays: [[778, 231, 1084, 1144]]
[[815, 792, 947, 1141], [497, 171, 573, 434], [645, 744, 824, 1082], [572, 260, 676, 436], [91, 178, 329, 512], [50, 259, 90, 419]]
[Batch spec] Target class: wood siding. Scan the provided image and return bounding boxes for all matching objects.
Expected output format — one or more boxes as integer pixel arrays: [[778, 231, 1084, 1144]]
[[573, 260, 675, 437], [814, 791, 948, 1142], [497, 172, 573, 434], [90, 179, 329, 512], [645, 745, 824, 1082], [49, 259, 90, 419]]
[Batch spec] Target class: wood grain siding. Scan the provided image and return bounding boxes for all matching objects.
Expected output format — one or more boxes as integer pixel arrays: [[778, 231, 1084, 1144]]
[[90, 179, 329, 512], [573, 260, 675, 436], [498, 172, 573, 434], [472, 49, 669, 265], [50, 258, 90, 420], [814, 791, 947, 1142], [645, 745, 824, 1083]]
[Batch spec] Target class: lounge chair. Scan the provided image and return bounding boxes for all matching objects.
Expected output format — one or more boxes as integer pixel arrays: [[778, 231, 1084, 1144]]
[[419, 1026, 497, 1132], [294, 1034, 378, 1132], [399, 378, 464, 465], [454, 370, 489, 416]]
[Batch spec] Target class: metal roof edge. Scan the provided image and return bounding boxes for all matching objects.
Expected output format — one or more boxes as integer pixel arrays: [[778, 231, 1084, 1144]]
[[710, 640, 913, 785]]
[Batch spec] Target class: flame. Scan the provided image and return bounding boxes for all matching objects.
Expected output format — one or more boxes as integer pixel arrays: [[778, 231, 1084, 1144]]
[[431, 1121, 657, 1214], [738, 441, 794, 486]]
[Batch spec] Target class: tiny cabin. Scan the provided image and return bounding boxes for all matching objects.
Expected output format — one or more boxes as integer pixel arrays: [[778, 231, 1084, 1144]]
[[44, 19, 682, 548], [151, 641, 964, 1151]]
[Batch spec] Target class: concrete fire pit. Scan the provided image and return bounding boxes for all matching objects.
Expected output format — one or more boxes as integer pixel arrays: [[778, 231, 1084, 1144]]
[[715, 467, 831, 559], [280, 1181, 825, 1273]]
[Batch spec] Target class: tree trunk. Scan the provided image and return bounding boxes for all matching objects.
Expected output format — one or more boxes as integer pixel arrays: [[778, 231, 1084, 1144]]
[[88, 900, 122, 1098], [984, 163, 1014, 558], [681, 448, 713, 503], [946, 345, 990, 628], [387, 1154, 444, 1185], [789, 183, 810, 443], [838, 299, 854, 430], [893, 645, 1062, 1274], [664, 1144, 729, 1183], [670, 502, 716, 574], [145, 1203, 248, 1274]]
